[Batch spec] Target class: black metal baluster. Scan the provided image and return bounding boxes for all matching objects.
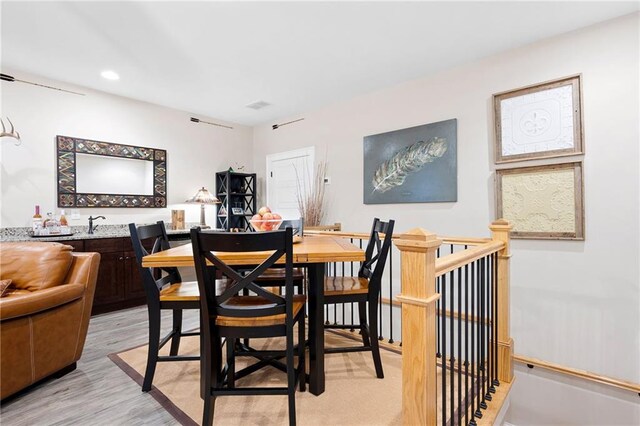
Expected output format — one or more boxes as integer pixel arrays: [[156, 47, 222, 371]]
[[469, 260, 477, 426], [488, 253, 496, 396], [464, 259, 470, 425], [449, 269, 455, 424], [492, 253, 500, 389], [484, 256, 488, 407], [341, 261, 345, 326], [488, 255, 491, 389], [389, 249, 394, 344], [474, 258, 483, 420], [457, 265, 462, 426], [333, 262, 338, 325], [359, 239, 363, 332], [477, 258, 486, 416], [436, 247, 441, 358], [441, 273, 447, 426], [325, 262, 331, 325], [378, 287, 384, 341], [350, 238, 355, 332]]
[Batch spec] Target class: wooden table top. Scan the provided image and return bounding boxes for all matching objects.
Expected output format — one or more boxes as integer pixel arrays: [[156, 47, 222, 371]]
[[142, 235, 365, 268]]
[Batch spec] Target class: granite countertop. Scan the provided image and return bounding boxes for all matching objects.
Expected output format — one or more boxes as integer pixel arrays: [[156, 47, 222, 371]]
[[0, 224, 198, 242]]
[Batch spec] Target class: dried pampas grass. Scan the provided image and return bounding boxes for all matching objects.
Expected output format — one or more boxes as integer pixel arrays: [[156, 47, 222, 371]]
[[295, 160, 327, 227]]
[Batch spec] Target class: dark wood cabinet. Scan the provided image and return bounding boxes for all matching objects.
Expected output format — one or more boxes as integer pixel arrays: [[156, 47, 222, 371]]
[[52, 236, 149, 315], [93, 251, 126, 305], [124, 250, 146, 300]]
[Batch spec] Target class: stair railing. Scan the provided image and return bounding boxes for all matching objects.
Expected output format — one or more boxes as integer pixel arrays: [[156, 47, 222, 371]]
[[305, 219, 514, 425], [395, 220, 513, 425]]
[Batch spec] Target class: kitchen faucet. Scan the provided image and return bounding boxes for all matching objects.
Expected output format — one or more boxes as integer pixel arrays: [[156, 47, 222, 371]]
[[88, 216, 106, 234]]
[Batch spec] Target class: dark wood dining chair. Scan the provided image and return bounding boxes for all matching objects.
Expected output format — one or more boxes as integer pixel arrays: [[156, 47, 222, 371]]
[[191, 227, 306, 426], [129, 221, 228, 392], [323, 217, 395, 378], [253, 218, 305, 294]]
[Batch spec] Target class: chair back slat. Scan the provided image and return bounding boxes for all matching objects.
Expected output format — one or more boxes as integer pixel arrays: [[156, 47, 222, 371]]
[[129, 221, 182, 298], [358, 218, 395, 297], [201, 230, 288, 252], [204, 249, 285, 307], [280, 218, 303, 237], [191, 228, 294, 321]]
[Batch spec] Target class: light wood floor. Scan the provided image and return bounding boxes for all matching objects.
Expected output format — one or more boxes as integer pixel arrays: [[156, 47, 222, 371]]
[[0, 306, 200, 425]]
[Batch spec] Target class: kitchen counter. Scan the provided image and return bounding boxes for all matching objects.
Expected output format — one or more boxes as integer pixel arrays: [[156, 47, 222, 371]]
[[0, 224, 197, 242], [1, 223, 202, 315]]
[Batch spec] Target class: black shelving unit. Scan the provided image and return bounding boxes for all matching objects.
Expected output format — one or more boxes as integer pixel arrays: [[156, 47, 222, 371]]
[[215, 171, 256, 231]]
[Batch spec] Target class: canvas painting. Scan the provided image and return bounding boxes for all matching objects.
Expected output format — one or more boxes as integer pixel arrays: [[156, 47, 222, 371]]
[[363, 119, 457, 204]]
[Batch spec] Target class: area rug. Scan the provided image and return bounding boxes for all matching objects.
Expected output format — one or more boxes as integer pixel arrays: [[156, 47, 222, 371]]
[[109, 331, 470, 425]]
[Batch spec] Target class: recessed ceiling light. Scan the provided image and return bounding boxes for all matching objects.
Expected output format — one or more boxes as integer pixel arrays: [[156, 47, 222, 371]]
[[101, 70, 120, 81]]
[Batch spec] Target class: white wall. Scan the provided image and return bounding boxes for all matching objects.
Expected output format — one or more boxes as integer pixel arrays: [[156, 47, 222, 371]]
[[252, 14, 640, 424], [0, 69, 253, 228]]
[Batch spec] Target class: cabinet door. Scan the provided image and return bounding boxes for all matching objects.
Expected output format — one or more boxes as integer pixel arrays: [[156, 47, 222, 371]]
[[93, 252, 126, 305], [125, 252, 147, 299], [122, 237, 151, 300]]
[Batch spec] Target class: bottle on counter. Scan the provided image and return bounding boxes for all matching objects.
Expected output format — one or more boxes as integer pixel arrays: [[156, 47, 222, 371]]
[[44, 212, 61, 235], [32, 205, 43, 234], [59, 209, 70, 234]]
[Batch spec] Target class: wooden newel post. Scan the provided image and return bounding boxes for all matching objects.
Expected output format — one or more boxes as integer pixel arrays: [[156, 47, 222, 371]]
[[489, 219, 514, 383], [394, 228, 442, 426]]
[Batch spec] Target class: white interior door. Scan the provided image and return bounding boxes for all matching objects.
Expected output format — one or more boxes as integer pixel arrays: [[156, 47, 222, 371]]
[[266, 147, 315, 219]]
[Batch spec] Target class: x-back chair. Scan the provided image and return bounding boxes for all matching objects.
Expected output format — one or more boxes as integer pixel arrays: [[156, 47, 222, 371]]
[[191, 227, 306, 426], [323, 217, 395, 378]]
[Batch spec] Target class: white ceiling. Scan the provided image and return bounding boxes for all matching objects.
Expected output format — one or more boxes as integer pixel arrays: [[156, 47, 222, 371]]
[[2, 2, 638, 126]]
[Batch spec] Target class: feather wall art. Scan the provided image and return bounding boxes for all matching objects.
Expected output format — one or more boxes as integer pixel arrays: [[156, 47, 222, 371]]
[[363, 119, 457, 204], [371, 137, 448, 193]]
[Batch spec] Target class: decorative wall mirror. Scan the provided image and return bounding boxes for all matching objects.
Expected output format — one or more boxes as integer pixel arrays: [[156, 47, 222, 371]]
[[56, 135, 167, 208]]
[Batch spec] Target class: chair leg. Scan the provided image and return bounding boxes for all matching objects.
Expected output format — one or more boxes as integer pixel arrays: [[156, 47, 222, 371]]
[[203, 395, 216, 426], [358, 301, 371, 347], [368, 301, 384, 379], [202, 330, 220, 425], [143, 307, 161, 392], [170, 309, 183, 356], [227, 337, 235, 389], [287, 324, 297, 426], [298, 316, 306, 392], [241, 289, 251, 349]]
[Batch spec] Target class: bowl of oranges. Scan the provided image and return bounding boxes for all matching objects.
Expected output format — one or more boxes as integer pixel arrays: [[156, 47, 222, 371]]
[[249, 206, 283, 232]]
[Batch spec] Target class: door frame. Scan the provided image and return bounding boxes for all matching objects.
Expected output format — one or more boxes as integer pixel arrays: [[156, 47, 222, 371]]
[[266, 146, 315, 211]]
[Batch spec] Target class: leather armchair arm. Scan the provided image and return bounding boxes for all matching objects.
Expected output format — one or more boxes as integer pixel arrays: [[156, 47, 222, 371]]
[[64, 252, 101, 289], [0, 284, 85, 321]]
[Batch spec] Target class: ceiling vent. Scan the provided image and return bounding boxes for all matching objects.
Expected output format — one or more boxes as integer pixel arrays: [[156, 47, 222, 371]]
[[245, 100, 271, 110]]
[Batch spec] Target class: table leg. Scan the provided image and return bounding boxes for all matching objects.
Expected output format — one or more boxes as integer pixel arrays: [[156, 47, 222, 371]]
[[307, 262, 325, 395]]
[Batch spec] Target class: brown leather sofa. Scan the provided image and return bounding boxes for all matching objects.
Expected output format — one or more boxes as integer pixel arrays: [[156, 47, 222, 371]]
[[0, 242, 100, 400]]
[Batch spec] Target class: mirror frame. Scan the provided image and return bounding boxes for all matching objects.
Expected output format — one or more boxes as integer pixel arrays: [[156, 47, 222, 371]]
[[56, 135, 167, 208]]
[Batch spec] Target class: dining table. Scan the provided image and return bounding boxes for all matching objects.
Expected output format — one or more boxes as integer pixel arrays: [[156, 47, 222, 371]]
[[141, 233, 365, 396]]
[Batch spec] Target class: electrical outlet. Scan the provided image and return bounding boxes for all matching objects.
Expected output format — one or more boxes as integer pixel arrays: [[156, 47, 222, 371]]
[[71, 209, 81, 220]]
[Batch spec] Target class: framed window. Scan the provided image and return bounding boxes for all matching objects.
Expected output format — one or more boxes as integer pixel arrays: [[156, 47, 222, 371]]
[[493, 75, 583, 163]]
